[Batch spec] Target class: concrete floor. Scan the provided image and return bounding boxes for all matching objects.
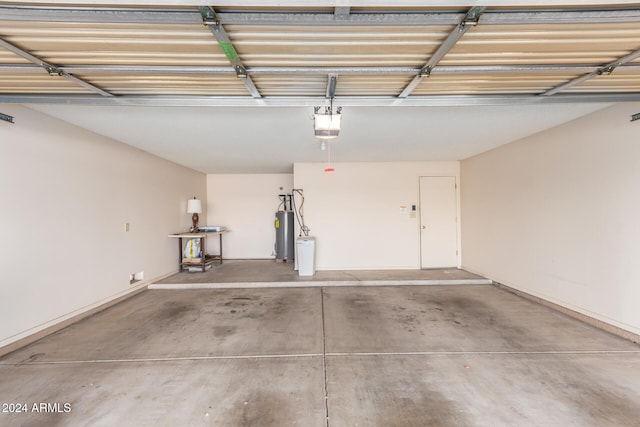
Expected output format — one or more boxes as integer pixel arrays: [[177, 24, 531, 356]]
[[1, 268, 639, 426]]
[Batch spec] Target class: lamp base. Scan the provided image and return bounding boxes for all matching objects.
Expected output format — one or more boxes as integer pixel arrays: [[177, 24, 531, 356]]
[[191, 213, 199, 232]]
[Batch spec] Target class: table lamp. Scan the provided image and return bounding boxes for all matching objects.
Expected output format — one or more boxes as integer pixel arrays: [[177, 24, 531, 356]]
[[187, 197, 202, 232]]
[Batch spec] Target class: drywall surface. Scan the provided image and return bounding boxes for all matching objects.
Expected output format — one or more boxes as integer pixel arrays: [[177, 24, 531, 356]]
[[206, 174, 293, 259], [461, 103, 640, 335], [0, 106, 205, 347], [294, 162, 460, 270]]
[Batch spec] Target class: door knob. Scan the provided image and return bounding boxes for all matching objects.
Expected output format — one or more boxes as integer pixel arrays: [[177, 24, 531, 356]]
[[421, 225, 426, 229]]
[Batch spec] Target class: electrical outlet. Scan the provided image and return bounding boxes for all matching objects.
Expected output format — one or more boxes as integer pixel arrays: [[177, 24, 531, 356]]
[[130, 271, 144, 285]]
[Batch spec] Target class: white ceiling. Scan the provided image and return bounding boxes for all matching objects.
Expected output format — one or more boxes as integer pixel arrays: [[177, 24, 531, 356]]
[[30, 103, 610, 173]]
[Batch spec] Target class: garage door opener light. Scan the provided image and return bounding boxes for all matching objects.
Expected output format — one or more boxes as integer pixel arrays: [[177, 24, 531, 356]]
[[314, 106, 342, 140]]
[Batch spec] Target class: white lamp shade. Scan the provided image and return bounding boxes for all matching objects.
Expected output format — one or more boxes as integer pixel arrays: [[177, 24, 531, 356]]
[[314, 112, 341, 139], [187, 198, 202, 214]]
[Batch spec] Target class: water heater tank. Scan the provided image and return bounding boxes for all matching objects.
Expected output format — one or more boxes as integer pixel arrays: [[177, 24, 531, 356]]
[[275, 211, 295, 261]]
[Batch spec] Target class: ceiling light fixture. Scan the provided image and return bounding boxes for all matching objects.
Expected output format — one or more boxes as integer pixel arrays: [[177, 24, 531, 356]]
[[314, 105, 342, 140]]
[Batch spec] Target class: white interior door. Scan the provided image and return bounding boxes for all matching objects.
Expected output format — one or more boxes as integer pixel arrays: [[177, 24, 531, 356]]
[[420, 176, 458, 268]]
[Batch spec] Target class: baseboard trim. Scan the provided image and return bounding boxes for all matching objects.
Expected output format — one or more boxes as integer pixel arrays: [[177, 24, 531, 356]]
[[494, 282, 640, 345], [0, 270, 176, 358]]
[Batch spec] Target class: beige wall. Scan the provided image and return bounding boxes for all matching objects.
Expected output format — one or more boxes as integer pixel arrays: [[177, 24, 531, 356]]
[[0, 106, 205, 347], [461, 103, 640, 335], [206, 174, 294, 259], [294, 162, 460, 270]]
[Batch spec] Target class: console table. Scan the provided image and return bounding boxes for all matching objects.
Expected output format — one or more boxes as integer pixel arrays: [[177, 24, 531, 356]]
[[168, 231, 228, 272]]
